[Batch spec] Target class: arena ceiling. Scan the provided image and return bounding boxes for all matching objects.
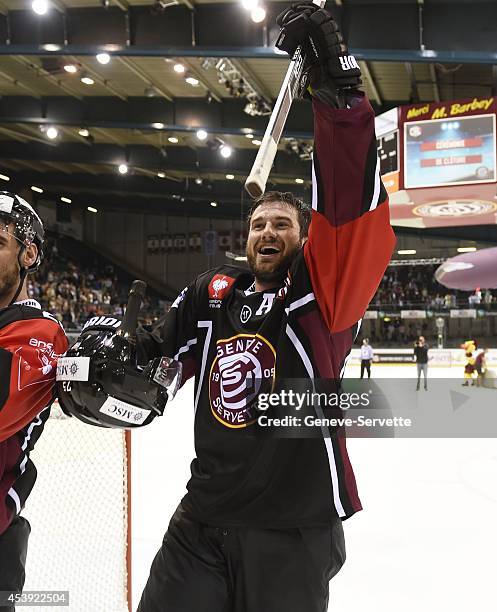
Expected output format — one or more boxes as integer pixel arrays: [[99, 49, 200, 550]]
[[0, 0, 495, 217]]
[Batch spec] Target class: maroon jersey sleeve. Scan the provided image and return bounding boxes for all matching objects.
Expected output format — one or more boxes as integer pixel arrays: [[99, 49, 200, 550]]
[[0, 318, 68, 442], [304, 94, 396, 333], [137, 283, 199, 388]]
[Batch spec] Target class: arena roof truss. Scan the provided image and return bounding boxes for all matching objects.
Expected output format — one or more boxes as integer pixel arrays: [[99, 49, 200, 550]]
[[0, 0, 495, 217]]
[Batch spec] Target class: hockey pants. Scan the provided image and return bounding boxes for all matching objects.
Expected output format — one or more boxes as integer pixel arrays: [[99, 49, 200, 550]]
[[138, 504, 345, 612], [0, 516, 30, 612]]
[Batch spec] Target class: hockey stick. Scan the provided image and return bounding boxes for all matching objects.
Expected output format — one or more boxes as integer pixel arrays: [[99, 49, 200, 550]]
[[245, 0, 326, 199]]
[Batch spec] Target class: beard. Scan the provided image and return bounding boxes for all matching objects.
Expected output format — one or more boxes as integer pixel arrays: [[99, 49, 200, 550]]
[[246, 244, 301, 287], [0, 257, 20, 303]]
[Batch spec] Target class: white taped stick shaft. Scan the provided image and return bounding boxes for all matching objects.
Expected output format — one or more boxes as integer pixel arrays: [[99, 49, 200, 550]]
[[244, 0, 325, 198], [245, 136, 279, 199]]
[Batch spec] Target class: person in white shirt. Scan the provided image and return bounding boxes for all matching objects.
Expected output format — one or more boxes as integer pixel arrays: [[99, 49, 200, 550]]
[[360, 338, 374, 379]]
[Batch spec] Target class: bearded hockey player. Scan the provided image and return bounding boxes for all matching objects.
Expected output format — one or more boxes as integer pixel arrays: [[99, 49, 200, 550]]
[[136, 3, 395, 608], [0, 192, 67, 610], [60, 3, 396, 610]]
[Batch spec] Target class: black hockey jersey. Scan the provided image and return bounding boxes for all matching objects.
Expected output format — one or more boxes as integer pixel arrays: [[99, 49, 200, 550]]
[[0, 300, 67, 535], [139, 95, 396, 527]]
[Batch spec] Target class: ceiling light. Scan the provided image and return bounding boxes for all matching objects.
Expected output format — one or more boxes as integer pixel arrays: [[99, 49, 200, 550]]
[[64, 64, 78, 74], [0, 174, 10, 181], [457, 247, 477, 253], [145, 86, 158, 97], [60, 197, 72, 204], [32, 0, 48, 15], [173, 63, 185, 74], [81, 75, 95, 85], [242, 0, 259, 9], [87, 206, 98, 213], [397, 249, 416, 255], [46, 126, 58, 140], [118, 164, 128, 175], [295, 178, 304, 184], [31, 186, 44, 193], [152, 122, 164, 129], [196, 129, 208, 141], [185, 75, 200, 87], [245, 133, 254, 139], [226, 174, 235, 180], [252, 139, 262, 146], [195, 177, 203, 185], [168, 136, 179, 144], [220, 145, 233, 158], [157, 172, 166, 178], [96, 53, 111, 65], [210, 201, 218, 207], [251, 6, 266, 23], [78, 128, 90, 137]]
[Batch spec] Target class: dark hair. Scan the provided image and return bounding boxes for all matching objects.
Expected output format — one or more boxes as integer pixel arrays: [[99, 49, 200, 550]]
[[247, 191, 312, 239]]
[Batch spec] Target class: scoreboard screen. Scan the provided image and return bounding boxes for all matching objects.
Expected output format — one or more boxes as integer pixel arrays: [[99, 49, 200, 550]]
[[404, 114, 496, 188]]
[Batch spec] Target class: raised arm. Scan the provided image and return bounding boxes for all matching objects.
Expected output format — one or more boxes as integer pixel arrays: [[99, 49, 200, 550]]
[[276, 1, 396, 333], [305, 95, 396, 333]]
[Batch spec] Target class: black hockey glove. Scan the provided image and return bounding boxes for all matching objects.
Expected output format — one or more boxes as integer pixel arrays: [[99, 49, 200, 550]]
[[276, 1, 362, 90]]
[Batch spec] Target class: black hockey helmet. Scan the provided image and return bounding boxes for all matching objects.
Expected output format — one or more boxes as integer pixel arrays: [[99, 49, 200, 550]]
[[0, 191, 44, 272], [0, 191, 45, 306], [56, 318, 182, 429]]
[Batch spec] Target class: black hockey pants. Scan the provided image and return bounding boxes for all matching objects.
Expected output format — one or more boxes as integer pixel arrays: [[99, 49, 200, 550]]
[[138, 504, 345, 612], [0, 516, 30, 612]]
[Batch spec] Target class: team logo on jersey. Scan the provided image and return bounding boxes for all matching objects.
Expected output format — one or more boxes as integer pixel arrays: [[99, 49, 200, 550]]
[[209, 334, 276, 428], [208, 274, 236, 309], [240, 305, 252, 324]]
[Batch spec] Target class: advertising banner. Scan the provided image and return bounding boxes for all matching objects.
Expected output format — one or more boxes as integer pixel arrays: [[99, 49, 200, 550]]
[[400, 310, 427, 319], [450, 309, 477, 318]]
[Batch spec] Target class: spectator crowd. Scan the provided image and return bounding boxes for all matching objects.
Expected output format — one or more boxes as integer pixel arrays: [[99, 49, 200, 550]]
[[25, 239, 493, 341], [372, 265, 494, 311], [28, 238, 169, 330]]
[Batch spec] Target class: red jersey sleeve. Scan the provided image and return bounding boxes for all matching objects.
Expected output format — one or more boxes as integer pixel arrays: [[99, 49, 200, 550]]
[[0, 318, 68, 442], [304, 95, 396, 333]]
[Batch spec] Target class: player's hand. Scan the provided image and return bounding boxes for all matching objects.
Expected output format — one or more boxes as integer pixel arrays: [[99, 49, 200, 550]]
[[275, 1, 361, 90]]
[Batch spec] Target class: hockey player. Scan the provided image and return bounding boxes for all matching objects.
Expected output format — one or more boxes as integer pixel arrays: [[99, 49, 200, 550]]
[[0, 192, 67, 610], [58, 3, 396, 610]]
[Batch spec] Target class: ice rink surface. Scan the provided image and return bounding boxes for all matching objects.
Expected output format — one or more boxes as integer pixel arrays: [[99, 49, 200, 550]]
[[132, 362, 497, 612]]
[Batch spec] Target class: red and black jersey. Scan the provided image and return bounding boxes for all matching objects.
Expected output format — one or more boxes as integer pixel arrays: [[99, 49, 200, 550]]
[[139, 95, 396, 527], [0, 300, 68, 535]]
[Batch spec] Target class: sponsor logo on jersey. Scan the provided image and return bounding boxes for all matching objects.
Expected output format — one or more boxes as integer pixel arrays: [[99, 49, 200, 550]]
[[28, 337, 62, 360], [209, 333, 275, 428], [208, 274, 236, 309], [240, 305, 252, 324], [99, 396, 151, 425]]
